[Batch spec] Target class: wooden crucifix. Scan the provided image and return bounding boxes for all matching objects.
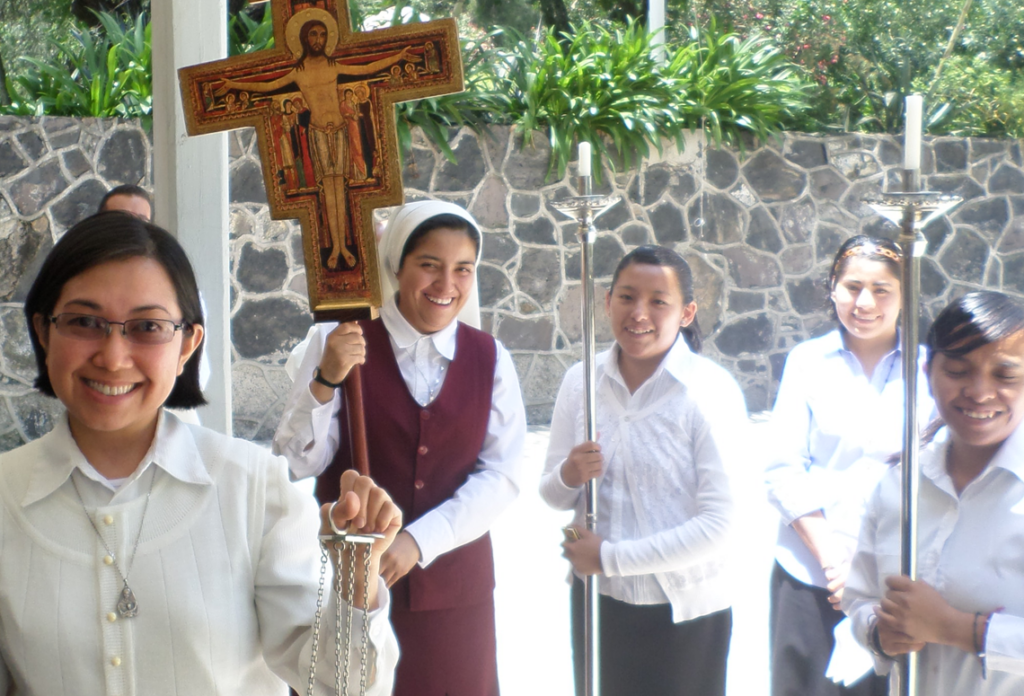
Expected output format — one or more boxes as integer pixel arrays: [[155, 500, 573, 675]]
[[179, 0, 463, 321], [180, 0, 464, 475]]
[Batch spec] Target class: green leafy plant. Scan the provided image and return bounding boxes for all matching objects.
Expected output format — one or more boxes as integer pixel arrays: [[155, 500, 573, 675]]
[[494, 18, 809, 180], [919, 54, 1024, 138], [395, 33, 509, 163], [679, 20, 810, 151], [229, 5, 275, 56], [494, 19, 694, 181], [1, 10, 152, 126], [703, 0, 1024, 137]]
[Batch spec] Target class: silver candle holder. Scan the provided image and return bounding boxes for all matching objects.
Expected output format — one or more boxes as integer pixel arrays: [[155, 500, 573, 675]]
[[549, 151, 619, 696], [865, 172, 962, 696]]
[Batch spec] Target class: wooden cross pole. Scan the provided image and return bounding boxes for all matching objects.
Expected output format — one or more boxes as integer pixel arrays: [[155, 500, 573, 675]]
[[179, 0, 464, 475]]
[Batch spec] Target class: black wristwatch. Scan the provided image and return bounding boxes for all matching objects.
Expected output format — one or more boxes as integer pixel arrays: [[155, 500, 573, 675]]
[[312, 367, 345, 389]]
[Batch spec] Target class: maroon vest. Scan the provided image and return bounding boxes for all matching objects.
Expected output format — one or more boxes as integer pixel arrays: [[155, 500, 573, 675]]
[[316, 318, 497, 612]]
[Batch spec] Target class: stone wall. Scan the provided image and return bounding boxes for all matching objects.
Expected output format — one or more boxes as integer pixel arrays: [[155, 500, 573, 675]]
[[2, 115, 1023, 449]]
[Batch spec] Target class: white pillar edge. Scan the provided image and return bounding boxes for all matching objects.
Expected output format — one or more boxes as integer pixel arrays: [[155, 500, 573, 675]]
[[152, 0, 232, 435], [648, 0, 667, 65]]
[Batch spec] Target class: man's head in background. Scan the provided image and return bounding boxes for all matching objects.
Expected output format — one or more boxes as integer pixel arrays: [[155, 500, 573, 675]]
[[98, 184, 152, 222]]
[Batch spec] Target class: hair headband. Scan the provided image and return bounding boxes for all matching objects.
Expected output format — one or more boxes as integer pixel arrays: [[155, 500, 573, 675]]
[[840, 245, 902, 264]]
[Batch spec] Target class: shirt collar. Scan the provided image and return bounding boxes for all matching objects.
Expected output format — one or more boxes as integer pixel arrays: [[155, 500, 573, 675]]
[[600, 334, 694, 389], [920, 422, 1024, 491], [985, 420, 1024, 483], [825, 328, 904, 359], [379, 293, 459, 360], [21, 410, 213, 507]]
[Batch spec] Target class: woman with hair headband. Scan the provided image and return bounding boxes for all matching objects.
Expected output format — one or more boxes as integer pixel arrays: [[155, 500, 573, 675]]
[[844, 291, 1024, 695], [0, 211, 401, 695], [540, 245, 747, 695], [273, 200, 527, 696], [765, 235, 935, 695]]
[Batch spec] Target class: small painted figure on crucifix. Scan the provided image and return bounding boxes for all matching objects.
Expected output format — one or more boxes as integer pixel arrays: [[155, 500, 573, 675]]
[[215, 9, 418, 270]]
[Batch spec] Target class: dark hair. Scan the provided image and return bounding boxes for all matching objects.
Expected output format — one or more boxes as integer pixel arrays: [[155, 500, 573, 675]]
[[826, 235, 902, 320], [24, 211, 207, 409], [609, 245, 703, 354], [927, 291, 1024, 361], [398, 213, 481, 269], [98, 184, 152, 215]]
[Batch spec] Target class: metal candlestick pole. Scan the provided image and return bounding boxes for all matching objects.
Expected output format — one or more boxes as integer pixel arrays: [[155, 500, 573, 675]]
[[551, 169, 619, 696], [866, 175, 961, 696]]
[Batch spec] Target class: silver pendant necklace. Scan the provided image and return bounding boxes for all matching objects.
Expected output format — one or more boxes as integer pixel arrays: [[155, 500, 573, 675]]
[[412, 341, 446, 404], [72, 468, 155, 619]]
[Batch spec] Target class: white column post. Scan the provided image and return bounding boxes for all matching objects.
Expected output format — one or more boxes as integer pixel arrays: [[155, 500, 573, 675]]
[[649, 0, 667, 65], [152, 0, 232, 434]]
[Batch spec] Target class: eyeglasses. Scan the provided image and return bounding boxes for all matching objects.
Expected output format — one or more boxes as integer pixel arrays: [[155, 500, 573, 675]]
[[49, 313, 189, 345]]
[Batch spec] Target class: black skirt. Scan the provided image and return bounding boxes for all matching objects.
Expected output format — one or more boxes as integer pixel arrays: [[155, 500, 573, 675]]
[[571, 577, 732, 696]]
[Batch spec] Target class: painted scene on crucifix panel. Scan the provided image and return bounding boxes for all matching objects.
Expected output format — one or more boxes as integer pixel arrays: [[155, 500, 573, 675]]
[[182, 0, 460, 311]]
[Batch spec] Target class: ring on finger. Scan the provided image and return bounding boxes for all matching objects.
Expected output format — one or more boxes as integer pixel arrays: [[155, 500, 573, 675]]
[[328, 500, 345, 535]]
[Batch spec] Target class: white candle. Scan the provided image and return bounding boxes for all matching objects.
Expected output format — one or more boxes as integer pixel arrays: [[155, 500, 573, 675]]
[[904, 94, 923, 170], [578, 141, 592, 177]]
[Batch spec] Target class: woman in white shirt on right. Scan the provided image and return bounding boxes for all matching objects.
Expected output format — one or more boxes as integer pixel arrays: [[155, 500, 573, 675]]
[[540, 245, 747, 696], [844, 290, 1024, 695], [765, 235, 933, 696]]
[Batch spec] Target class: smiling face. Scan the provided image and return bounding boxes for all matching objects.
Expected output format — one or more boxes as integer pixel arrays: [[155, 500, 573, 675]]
[[395, 227, 477, 334], [33, 257, 203, 455], [928, 331, 1024, 463], [606, 262, 697, 370], [831, 257, 901, 348]]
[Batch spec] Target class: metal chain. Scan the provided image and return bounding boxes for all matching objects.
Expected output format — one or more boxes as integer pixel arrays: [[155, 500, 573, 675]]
[[309, 534, 380, 696], [71, 466, 153, 593], [342, 540, 356, 696], [306, 542, 329, 696], [334, 541, 345, 695], [359, 542, 372, 696]]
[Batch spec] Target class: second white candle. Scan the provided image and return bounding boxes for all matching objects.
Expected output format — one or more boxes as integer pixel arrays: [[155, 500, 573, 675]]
[[578, 141, 592, 177]]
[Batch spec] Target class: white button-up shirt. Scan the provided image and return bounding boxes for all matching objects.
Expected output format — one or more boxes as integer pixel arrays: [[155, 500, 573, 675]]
[[765, 330, 934, 587], [272, 294, 527, 568], [844, 422, 1024, 694], [0, 411, 397, 696], [540, 337, 748, 623]]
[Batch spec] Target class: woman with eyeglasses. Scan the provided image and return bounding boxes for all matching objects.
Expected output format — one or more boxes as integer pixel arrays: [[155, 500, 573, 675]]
[[0, 211, 401, 695]]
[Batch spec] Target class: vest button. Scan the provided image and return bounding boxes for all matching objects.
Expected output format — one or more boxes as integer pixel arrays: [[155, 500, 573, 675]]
[[421, 410, 431, 420], [414, 480, 425, 490], [418, 445, 429, 455]]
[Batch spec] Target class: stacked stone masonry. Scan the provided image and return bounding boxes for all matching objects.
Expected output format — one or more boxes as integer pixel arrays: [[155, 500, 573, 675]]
[[1, 115, 1022, 448]]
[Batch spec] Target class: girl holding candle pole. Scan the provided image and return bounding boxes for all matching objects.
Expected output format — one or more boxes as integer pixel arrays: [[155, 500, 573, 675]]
[[844, 291, 1024, 695], [540, 245, 748, 696], [765, 235, 934, 696]]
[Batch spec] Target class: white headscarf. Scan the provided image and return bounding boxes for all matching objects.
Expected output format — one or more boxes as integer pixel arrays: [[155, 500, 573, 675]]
[[378, 200, 483, 329]]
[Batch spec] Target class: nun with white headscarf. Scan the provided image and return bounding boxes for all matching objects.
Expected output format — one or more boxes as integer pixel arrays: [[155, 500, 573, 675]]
[[273, 200, 527, 696]]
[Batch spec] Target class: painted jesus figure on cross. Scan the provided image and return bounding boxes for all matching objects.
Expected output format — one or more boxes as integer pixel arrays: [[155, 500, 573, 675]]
[[216, 9, 417, 270]]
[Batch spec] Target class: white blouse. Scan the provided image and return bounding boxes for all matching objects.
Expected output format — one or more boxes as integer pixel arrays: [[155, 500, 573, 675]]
[[844, 423, 1024, 695], [539, 337, 748, 623], [764, 330, 934, 588], [272, 294, 527, 568], [0, 411, 397, 696]]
